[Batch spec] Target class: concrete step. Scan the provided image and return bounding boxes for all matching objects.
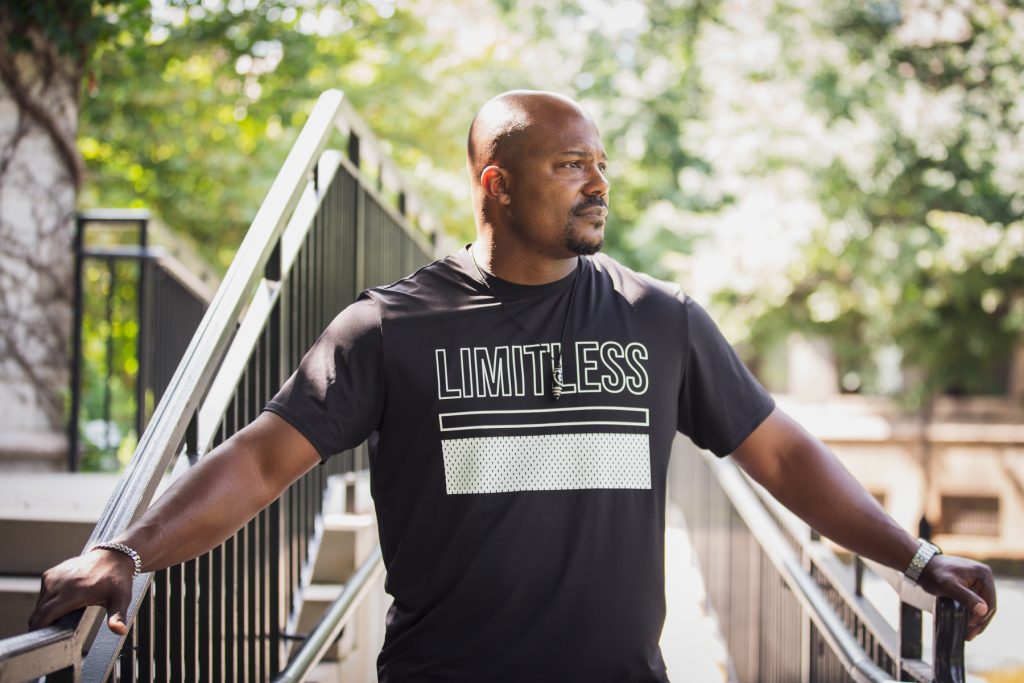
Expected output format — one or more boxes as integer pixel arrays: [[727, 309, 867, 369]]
[[306, 659, 343, 683], [322, 471, 374, 516], [0, 577, 41, 640], [310, 513, 377, 584], [0, 473, 119, 575], [291, 583, 357, 662], [289, 470, 378, 672]]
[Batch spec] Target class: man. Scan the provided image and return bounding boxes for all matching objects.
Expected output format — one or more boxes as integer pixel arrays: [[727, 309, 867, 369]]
[[31, 91, 995, 681]]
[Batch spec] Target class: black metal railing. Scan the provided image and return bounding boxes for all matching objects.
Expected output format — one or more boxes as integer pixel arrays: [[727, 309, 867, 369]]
[[670, 437, 967, 683], [0, 89, 434, 682], [69, 209, 213, 472]]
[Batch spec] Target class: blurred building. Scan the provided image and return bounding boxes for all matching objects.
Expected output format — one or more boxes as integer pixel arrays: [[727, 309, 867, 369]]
[[777, 335, 1024, 564]]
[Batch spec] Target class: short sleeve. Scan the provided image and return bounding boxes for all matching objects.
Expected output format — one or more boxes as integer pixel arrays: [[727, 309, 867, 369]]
[[263, 293, 384, 462], [676, 296, 775, 457]]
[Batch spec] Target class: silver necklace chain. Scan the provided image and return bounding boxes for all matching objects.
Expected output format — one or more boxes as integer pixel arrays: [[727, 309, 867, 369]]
[[469, 246, 581, 401]]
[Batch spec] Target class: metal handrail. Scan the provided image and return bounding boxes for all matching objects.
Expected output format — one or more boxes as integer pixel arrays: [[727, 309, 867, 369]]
[[712, 457, 896, 683], [0, 88, 433, 681], [695, 448, 967, 683], [744, 468, 966, 682], [272, 546, 386, 683], [0, 620, 78, 683]]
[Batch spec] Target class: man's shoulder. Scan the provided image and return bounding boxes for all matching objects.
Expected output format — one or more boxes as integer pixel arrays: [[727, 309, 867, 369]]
[[589, 252, 685, 306], [363, 250, 473, 312]]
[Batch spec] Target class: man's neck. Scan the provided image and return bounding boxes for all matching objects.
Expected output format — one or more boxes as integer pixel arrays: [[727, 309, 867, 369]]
[[472, 235, 578, 286]]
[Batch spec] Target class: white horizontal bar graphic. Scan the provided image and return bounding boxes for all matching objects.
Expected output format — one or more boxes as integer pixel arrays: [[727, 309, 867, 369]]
[[442, 432, 652, 494], [438, 406, 649, 432]]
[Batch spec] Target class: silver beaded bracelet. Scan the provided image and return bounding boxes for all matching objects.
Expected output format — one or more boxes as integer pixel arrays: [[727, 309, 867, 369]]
[[93, 542, 143, 578], [903, 538, 941, 583]]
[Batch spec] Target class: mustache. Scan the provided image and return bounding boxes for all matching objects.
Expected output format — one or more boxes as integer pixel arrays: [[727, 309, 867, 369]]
[[573, 196, 608, 214]]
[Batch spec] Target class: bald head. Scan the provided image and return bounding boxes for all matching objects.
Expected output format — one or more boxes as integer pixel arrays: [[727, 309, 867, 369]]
[[467, 90, 595, 182]]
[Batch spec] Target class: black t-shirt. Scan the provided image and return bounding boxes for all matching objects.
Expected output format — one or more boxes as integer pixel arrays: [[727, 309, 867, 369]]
[[265, 246, 774, 682]]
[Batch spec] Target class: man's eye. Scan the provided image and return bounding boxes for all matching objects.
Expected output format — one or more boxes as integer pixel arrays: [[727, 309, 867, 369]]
[[564, 161, 581, 168], [598, 163, 607, 172]]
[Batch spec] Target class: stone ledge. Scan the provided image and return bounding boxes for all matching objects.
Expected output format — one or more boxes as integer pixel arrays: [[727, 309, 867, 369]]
[[0, 431, 67, 472]]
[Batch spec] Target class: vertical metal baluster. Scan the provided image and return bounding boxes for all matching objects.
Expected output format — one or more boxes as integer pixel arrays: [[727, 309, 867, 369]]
[[68, 214, 86, 471], [269, 498, 283, 675], [255, 332, 269, 681], [184, 559, 197, 680], [239, 354, 256, 679], [258, 508, 269, 681], [118, 619, 136, 683], [247, 516, 257, 683], [312, 218, 320, 335], [355, 182, 365, 294], [169, 562, 183, 682], [237, 525, 247, 682], [137, 586, 153, 682], [899, 601, 923, 680], [102, 258, 117, 463], [224, 535, 236, 683], [135, 216, 149, 440], [153, 569, 168, 682], [212, 542, 224, 683], [198, 551, 211, 683], [329, 175, 339, 319]]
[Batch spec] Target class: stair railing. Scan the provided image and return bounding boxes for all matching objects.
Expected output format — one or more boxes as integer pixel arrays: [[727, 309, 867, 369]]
[[0, 89, 436, 682], [670, 437, 967, 683]]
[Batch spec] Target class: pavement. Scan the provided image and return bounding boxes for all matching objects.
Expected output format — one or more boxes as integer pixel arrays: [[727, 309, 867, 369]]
[[660, 506, 730, 683], [966, 577, 1024, 679]]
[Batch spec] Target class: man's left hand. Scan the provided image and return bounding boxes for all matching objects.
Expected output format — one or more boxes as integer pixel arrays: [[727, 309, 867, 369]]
[[917, 555, 997, 640]]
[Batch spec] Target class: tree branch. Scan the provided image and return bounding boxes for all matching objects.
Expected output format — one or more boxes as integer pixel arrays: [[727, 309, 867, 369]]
[[0, 37, 82, 188]]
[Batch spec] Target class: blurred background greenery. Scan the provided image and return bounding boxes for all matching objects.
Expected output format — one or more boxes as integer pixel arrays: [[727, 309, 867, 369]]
[[19, 0, 1022, 465]]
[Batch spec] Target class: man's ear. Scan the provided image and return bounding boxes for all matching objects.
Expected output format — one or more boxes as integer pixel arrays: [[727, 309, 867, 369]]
[[480, 166, 511, 204]]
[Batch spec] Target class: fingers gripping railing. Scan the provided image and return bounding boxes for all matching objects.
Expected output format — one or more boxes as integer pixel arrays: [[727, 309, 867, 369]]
[[0, 89, 435, 682], [671, 438, 968, 683]]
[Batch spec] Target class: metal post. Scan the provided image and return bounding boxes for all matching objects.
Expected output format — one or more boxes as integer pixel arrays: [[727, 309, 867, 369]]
[[347, 131, 360, 169], [103, 257, 116, 461], [68, 215, 86, 471], [898, 601, 923, 680], [136, 216, 149, 438]]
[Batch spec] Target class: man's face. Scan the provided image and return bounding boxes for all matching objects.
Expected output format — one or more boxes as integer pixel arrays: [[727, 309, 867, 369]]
[[502, 109, 610, 258]]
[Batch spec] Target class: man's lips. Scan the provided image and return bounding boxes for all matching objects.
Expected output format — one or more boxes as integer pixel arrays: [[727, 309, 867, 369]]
[[575, 207, 608, 218]]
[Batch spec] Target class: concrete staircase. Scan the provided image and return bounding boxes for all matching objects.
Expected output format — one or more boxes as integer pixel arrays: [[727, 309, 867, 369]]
[[0, 473, 121, 639], [0, 470, 388, 682], [291, 472, 387, 683]]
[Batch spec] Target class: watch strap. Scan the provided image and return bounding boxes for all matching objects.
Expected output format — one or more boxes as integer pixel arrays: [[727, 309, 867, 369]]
[[904, 538, 942, 583]]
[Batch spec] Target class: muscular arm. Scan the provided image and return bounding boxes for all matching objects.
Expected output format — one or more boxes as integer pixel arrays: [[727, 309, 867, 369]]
[[29, 412, 321, 635], [732, 407, 997, 640]]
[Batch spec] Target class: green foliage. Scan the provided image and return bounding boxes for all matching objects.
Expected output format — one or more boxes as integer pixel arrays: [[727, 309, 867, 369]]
[[738, 0, 1024, 403], [77, 0, 540, 268], [79, 257, 142, 471], [70, 0, 1023, 415], [71, 1, 557, 468], [1, 0, 149, 63]]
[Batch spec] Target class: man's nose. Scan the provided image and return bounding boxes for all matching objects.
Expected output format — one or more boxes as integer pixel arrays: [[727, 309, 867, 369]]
[[586, 166, 610, 196]]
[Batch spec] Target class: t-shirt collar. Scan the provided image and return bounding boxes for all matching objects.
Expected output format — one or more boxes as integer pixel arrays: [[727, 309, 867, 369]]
[[457, 244, 586, 300]]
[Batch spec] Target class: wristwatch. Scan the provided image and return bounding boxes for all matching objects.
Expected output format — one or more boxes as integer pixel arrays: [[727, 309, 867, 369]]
[[903, 538, 942, 583]]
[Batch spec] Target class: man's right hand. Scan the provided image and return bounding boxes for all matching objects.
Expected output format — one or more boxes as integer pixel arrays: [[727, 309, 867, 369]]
[[26, 412, 321, 638], [29, 547, 136, 635]]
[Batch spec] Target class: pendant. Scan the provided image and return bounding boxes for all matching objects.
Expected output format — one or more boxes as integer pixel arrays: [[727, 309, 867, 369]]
[[551, 358, 563, 400]]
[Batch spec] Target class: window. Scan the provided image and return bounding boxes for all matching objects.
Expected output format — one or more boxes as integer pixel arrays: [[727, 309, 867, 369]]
[[940, 496, 1000, 537]]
